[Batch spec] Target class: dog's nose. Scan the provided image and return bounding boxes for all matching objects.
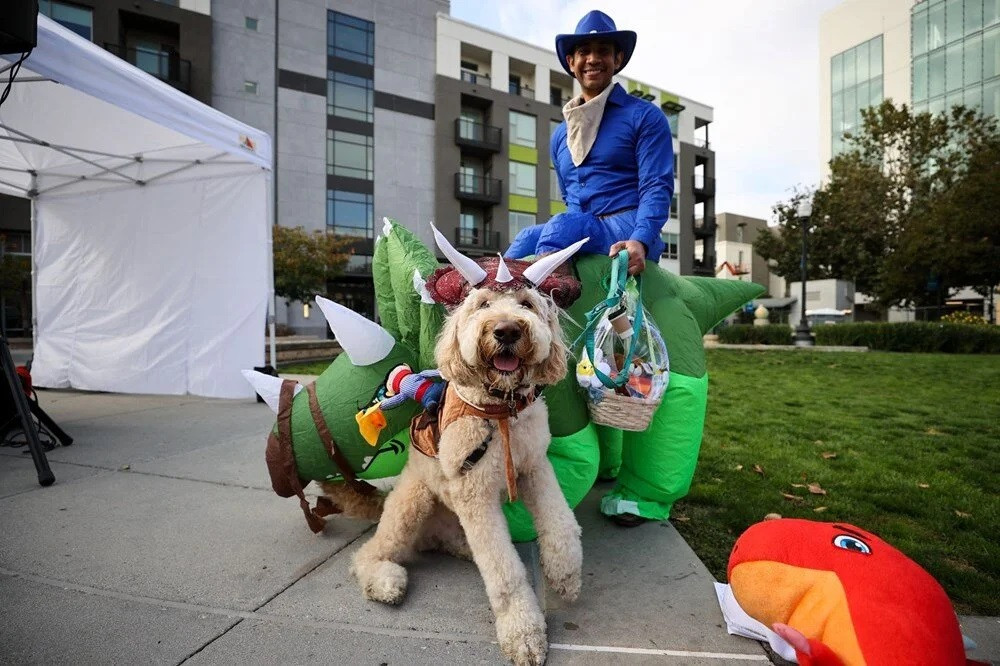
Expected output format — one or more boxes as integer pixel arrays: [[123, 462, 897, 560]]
[[493, 321, 521, 345]]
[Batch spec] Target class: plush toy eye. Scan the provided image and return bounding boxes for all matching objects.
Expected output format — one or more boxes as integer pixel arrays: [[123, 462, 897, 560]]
[[833, 534, 871, 554]]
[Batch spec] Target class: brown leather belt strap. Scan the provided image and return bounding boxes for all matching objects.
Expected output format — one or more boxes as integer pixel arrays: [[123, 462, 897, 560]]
[[306, 383, 376, 496], [497, 418, 517, 503], [276, 380, 327, 533]]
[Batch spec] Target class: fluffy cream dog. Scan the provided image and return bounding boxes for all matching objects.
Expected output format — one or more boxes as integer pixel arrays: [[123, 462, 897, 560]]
[[350, 233, 587, 666]]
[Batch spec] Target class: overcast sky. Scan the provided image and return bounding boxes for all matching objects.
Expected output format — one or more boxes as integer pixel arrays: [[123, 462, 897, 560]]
[[450, 0, 843, 221]]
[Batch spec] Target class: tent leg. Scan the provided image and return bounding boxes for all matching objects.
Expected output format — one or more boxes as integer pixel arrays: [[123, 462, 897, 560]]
[[29, 175, 37, 355]]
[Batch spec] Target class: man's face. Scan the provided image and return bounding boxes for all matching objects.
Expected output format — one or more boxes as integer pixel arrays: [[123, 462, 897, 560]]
[[566, 39, 622, 95]]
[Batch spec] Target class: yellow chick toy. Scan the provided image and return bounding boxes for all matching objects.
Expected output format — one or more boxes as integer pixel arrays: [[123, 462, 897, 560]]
[[355, 404, 387, 447]]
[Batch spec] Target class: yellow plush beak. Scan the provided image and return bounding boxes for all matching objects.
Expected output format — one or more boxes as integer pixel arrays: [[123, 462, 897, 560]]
[[355, 405, 387, 446]]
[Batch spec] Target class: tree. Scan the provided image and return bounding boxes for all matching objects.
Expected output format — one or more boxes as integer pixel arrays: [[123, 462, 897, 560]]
[[271, 225, 353, 307], [760, 101, 1000, 310]]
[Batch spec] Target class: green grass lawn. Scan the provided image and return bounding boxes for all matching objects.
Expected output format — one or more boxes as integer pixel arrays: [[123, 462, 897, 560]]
[[279, 359, 336, 375], [673, 349, 999, 616], [282, 350, 999, 614]]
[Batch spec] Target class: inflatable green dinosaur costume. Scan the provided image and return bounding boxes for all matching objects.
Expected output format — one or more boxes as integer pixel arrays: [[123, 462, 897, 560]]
[[246, 219, 763, 541]]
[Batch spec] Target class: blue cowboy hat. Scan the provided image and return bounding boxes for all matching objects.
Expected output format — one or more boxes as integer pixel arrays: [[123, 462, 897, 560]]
[[555, 10, 637, 77]]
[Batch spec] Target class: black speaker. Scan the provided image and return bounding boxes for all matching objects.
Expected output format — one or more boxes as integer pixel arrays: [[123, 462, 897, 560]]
[[0, 0, 39, 55]]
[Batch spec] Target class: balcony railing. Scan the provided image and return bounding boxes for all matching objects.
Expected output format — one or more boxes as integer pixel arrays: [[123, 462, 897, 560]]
[[455, 228, 502, 252], [461, 69, 491, 87], [693, 215, 717, 238], [455, 118, 502, 154], [693, 136, 710, 149], [454, 173, 502, 205], [693, 174, 716, 198], [105, 43, 191, 92], [509, 83, 535, 99], [550, 92, 572, 107]]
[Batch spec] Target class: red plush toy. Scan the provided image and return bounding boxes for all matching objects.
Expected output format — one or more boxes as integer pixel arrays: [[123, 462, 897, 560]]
[[723, 519, 985, 666]]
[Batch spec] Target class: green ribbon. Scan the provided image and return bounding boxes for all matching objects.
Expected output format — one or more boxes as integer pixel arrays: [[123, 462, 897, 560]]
[[574, 251, 645, 390]]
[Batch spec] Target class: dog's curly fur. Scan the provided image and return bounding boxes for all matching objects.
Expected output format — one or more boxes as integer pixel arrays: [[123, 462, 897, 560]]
[[346, 286, 583, 666]]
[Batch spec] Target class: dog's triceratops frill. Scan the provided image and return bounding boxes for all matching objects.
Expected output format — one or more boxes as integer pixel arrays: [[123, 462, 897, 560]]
[[246, 219, 763, 539]]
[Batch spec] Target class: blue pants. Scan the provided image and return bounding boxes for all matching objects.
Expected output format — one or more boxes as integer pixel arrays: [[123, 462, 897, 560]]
[[506, 210, 663, 262]]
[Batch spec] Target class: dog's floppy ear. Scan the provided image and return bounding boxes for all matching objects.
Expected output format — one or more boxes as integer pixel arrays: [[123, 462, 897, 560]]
[[533, 297, 569, 386], [434, 302, 480, 386]]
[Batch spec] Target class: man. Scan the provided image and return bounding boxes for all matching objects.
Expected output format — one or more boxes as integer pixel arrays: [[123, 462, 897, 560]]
[[506, 10, 674, 277]]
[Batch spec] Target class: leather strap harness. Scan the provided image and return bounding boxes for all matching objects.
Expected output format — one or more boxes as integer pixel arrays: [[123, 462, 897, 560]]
[[409, 382, 542, 502]]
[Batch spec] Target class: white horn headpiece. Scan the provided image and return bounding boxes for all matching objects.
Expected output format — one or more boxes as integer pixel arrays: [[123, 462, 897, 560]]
[[495, 254, 514, 283], [315, 295, 395, 366], [430, 223, 487, 286], [522, 237, 590, 286]]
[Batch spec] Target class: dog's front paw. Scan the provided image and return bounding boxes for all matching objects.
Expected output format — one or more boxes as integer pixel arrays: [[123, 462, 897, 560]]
[[360, 560, 408, 605], [542, 541, 582, 602], [547, 565, 581, 603], [497, 614, 547, 666]]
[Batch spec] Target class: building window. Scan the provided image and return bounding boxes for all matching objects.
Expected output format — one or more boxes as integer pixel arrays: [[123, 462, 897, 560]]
[[1, 231, 30, 255], [328, 11, 375, 65], [509, 212, 536, 239], [327, 71, 374, 123], [912, 1, 1000, 120], [660, 232, 679, 260], [327, 190, 373, 238], [549, 168, 561, 200], [327, 130, 374, 180], [244, 80, 258, 94], [509, 74, 522, 95], [39, 1, 93, 40], [670, 194, 679, 219], [245, 17, 259, 31], [509, 111, 536, 148], [508, 161, 536, 197], [831, 34, 883, 155]]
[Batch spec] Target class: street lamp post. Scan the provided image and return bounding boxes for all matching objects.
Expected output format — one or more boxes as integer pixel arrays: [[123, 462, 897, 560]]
[[794, 200, 815, 347]]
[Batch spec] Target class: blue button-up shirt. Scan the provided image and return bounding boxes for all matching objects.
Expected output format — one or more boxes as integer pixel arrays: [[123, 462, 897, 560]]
[[551, 83, 674, 259]]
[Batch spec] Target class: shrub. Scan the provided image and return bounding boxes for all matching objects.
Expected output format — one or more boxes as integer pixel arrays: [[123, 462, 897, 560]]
[[717, 324, 793, 345], [813, 322, 1000, 353], [940, 311, 989, 326]]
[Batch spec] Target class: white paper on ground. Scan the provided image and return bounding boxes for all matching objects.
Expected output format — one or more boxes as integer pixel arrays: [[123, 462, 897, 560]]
[[714, 582, 798, 663]]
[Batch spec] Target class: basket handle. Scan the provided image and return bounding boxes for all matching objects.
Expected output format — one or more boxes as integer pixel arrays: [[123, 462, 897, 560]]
[[575, 251, 645, 390]]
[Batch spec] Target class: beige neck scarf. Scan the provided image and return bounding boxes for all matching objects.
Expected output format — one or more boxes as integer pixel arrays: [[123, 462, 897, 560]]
[[562, 83, 614, 167]]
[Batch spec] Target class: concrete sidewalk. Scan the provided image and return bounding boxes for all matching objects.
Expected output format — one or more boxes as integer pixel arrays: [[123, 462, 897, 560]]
[[0, 388, 770, 665], [1, 390, 994, 665]]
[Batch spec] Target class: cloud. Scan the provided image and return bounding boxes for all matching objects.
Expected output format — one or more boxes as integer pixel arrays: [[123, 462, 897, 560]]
[[450, 0, 841, 221]]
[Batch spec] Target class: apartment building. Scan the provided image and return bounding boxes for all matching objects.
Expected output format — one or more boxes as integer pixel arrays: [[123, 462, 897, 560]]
[[434, 14, 717, 277], [820, 0, 1000, 171], [212, 0, 446, 335]]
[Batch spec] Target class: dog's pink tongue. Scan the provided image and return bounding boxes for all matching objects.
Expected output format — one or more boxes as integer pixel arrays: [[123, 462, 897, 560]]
[[493, 355, 521, 372]]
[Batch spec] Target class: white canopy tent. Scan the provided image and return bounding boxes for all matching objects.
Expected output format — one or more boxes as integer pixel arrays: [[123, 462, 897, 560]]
[[0, 15, 275, 399]]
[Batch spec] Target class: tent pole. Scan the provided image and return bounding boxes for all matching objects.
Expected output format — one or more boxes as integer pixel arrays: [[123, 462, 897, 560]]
[[266, 170, 277, 370], [29, 173, 37, 354]]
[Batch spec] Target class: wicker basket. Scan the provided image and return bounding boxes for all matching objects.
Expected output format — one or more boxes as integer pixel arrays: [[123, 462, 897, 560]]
[[587, 391, 661, 431]]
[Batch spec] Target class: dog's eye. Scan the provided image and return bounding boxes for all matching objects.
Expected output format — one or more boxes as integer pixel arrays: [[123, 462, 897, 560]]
[[520, 300, 534, 310], [478, 300, 490, 309]]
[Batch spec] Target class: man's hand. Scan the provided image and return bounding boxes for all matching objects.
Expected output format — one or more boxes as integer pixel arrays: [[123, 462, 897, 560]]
[[609, 240, 647, 275]]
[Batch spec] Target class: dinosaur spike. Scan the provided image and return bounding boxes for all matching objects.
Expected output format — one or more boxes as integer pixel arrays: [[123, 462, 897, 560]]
[[413, 269, 435, 304], [382, 217, 393, 236], [314, 295, 396, 366], [495, 254, 514, 283], [430, 222, 487, 286], [241, 369, 302, 414], [522, 237, 589, 286]]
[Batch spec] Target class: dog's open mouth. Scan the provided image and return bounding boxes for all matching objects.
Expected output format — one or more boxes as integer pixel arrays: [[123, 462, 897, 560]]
[[491, 351, 522, 374]]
